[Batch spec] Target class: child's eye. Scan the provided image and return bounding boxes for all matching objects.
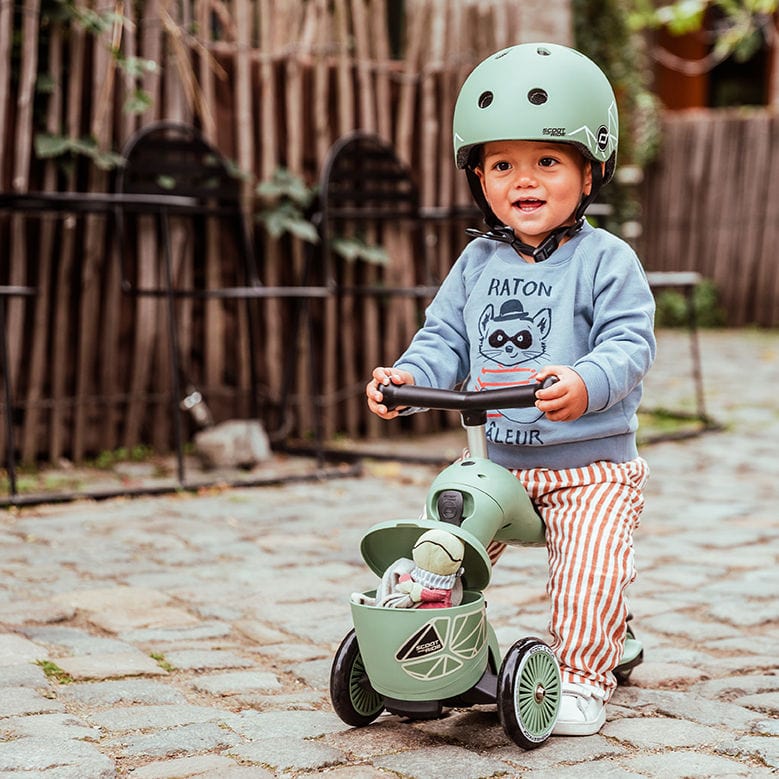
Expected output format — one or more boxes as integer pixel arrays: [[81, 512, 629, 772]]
[[539, 157, 558, 168], [494, 161, 511, 171]]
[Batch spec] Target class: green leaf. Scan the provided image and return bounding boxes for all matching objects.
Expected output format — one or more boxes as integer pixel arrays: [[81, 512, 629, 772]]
[[331, 236, 389, 265], [256, 168, 316, 208], [34, 133, 71, 158], [123, 88, 153, 116]]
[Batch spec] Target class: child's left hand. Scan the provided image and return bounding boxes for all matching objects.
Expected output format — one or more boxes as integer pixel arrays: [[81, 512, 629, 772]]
[[534, 366, 588, 422]]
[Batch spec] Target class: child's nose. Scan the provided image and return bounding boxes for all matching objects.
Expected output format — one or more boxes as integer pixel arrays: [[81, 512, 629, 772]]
[[513, 167, 537, 187]]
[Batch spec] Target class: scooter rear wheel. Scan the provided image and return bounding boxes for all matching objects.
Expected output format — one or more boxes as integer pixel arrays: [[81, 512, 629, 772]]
[[330, 629, 384, 726], [497, 637, 561, 749]]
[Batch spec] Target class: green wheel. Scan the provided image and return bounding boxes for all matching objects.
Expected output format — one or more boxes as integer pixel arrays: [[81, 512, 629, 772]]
[[497, 637, 561, 749], [330, 629, 384, 726]]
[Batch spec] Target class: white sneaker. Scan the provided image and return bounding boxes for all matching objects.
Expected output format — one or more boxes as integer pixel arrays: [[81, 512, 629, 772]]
[[552, 682, 607, 736]]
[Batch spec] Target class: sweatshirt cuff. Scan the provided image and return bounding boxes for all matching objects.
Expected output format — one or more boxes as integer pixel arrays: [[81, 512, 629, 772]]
[[573, 360, 610, 413]]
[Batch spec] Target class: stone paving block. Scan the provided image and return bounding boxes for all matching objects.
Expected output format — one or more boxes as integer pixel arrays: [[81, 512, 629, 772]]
[[0, 600, 75, 625], [322, 717, 442, 758], [52, 586, 171, 612], [54, 651, 167, 681], [233, 620, 288, 645], [305, 767, 396, 779], [21, 625, 138, 655], [0, 686, 64, 717], [119, 620, 232, 644], [707, 598, 779, 627], [716, 735, 779, 770], [0, 633, 47, 666], [230, 737, 346, 773], [191, 670, 282, 696], [691, 673, 778, 700], [229, 709, 346, 740], [57, 678, 187, 706], [522, 763, 646, 778], [289, 658, 332, 691], [0, 662, 47, 688], [248, 690, 325, 711], [372, 744, 512, 779], [628, 660, 709, 689], [85, 703, 229, 732], [112, 721, 241, 758], [615, 688, 761, 731], [131, 754, 274, 779], [487, 731, 627, 770], [732, 692, 779, 716], [411, 709, 508, 750], [162, 648, 254, 671], [622, 747, 774, 778], [755, 719, 779, 737], [641, 612, 740, 642], [89, 605, 201, 634], [1, 712, 100, 741], [0, 737, 114, 777], [603, 715, 731, 749]]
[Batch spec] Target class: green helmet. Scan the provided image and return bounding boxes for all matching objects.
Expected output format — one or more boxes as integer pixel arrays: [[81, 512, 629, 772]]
[[453, 42, 618, 182]]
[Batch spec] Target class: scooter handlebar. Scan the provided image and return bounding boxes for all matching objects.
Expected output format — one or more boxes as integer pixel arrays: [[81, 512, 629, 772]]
[[380, 376, 558, 413]]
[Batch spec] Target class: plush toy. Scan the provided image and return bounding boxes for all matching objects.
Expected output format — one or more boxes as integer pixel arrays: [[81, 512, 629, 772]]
[[352, 528, 465, 609]]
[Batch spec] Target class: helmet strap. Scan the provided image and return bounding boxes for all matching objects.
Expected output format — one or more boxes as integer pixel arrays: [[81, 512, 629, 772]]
[[466, 221, 583, 262]]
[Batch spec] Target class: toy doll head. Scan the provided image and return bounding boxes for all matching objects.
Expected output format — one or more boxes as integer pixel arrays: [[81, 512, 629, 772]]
[[412, 529, 465, 576]]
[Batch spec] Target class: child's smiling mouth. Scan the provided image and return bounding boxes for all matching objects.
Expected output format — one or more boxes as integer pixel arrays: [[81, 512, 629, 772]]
[[515, 198, 545, 212]]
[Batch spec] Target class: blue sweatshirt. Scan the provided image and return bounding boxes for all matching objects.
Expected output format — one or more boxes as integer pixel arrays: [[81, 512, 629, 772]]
[[394, 222, 656, 469]]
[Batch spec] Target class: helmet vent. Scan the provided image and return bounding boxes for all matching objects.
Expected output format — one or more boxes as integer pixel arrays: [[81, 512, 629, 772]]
[[536, 47, 551, 56], [478, 91, 494, 109], [528, 88, 548, 105]]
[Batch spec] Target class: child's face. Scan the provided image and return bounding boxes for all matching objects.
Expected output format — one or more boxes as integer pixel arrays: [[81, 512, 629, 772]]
[[475, 140, 592, 254]]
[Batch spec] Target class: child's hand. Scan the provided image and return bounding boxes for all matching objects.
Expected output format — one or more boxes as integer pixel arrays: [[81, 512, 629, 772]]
[[366, 367, 416, 419], [534, 366, 588, 422]]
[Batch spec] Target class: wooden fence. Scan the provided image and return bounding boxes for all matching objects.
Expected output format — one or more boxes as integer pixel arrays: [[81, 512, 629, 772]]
[[638, 110, 779, 327], [1, 2, 777, 470], [0, 0, 572, 465]]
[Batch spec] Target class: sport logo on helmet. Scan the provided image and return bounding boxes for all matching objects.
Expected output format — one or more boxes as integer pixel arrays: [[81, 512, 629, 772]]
[[597, 126, 610, 152]]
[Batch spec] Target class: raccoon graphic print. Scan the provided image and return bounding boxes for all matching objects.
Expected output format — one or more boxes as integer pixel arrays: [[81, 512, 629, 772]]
[[475, 299, 550, 426]]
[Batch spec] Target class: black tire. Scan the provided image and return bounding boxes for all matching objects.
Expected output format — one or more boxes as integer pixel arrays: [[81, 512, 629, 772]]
[[497, 637, 561, 749], [330, 630, 384, 726]]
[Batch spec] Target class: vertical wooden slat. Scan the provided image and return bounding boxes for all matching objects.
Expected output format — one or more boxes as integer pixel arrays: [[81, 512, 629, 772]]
[[125, 0, 165, 452], [21, 24, 63, 462], [755, 116, 779, 326], [73, 3, 122, 460], [0, 0, 13, 187], [195, 0, 224, 411], [8, 0, 40, 422], [49, 3, 87, 463]]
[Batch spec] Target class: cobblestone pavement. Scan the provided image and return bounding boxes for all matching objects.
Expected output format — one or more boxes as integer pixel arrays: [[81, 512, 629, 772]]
[[0, 329, 777, 778]]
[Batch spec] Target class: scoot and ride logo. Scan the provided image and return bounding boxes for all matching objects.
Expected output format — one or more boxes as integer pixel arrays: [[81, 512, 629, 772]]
[[394, 609, 487, 682]]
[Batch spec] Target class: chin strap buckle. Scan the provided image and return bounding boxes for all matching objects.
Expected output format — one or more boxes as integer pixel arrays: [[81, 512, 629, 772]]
[[465, 219, 584, 262]]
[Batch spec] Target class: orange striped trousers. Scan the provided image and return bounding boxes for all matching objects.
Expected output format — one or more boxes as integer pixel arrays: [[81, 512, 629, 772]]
[[487, 457, 649, 698]]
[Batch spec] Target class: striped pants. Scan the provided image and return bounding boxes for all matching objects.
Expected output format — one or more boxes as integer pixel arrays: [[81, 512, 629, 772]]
[[487, 457, 649, 699]]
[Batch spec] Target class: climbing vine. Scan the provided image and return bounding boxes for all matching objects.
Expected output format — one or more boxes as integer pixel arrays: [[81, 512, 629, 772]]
[[572, 0, 663, 236]]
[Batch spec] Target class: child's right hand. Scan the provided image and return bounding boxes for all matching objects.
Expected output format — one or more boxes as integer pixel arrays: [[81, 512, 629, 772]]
[[366, 367, 416, 419]]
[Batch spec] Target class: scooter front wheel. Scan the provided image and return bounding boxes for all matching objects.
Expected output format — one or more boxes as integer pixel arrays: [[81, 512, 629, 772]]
[[497, 637, 561, 749], [330, 629, 384, 726]]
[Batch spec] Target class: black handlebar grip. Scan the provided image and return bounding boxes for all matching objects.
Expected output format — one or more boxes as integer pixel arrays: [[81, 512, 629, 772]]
[[380, 376, 558, 413]]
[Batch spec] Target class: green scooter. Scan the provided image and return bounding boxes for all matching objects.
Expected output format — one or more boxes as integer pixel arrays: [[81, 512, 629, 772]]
[[330, 380, 643, 749]]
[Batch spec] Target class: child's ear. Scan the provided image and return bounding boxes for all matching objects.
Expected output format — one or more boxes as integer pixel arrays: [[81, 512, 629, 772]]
[[583, 162, 594, 196]]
